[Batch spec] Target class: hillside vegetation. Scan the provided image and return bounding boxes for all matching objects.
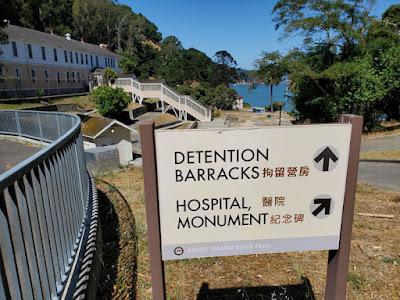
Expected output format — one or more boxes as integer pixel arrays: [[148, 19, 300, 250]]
[[3, 0, 240, 109]]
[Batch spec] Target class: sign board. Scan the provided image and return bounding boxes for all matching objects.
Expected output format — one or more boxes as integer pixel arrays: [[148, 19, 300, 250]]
[[155, 125, 352, 260]]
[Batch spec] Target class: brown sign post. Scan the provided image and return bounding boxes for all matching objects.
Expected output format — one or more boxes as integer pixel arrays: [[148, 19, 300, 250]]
[[140, 114, 363, 300], [326, 114, 363, 299]]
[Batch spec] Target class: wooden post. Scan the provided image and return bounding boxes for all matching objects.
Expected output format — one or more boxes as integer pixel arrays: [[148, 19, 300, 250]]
[[140, 121, 166, 300], [325, 114, 363, 299]]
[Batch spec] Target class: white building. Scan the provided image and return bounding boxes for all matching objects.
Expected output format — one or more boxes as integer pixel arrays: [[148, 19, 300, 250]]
[[0, 24, 121, 98]]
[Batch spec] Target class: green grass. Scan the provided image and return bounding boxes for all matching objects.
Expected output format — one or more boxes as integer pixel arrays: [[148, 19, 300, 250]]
[[381, 256, 400, 266], [347, 272, 367, 291]]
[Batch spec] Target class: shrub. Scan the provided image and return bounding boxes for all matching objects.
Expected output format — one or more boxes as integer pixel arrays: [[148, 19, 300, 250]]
[[104, 68, 117, 84], [266, 101, 285, 111], [91, 86, 130, 117]]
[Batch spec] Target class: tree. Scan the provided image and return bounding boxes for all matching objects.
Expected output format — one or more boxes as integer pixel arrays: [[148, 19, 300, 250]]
[[214, 50, 237, 68], [273, 0, 375, 59], [161, 35, 182, 49], [256, 51, 285, 112], [268, 0, 400, 128], [91, 86, 130, 117], [39, 0, 73, 35]]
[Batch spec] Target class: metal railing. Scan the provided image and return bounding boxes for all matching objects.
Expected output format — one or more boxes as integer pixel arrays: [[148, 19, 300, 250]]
[[0, 110, 93, 299]]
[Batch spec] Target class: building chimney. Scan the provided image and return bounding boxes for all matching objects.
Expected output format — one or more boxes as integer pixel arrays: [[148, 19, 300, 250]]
[[99, 43, 109, 49], [65, 33, 71, 40], [3, 19, 10, 26], [80, 37, 84, 43]]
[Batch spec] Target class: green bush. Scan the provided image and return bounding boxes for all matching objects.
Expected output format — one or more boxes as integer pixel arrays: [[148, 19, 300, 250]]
[[104, 68, 117, 83], [266, 101, 285, 111], [91, 86, 130, 117]]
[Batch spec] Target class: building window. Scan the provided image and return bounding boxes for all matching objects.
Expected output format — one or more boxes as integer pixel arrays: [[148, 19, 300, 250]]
[[104, 57, 107, 67], [66, 71, 70, 83], [44, 70, 49, 83], [53, 48, 58, 62], [80, 53, 84, 64], [70, 51, 73, 63], [75, 52, 78, 64], [77, 72, 80, 83], [31, 69, 36, 83], [90, 55, 93, 67], [41, 46, 46, 60], [64, 50, 68, 62], [95, 56, 99, 67], [0, 66, 3, 82], [57, 71, 60, 84], [27, 44, 33, 59], [72, 71, 75, 83], [12, 41, 18, 57], [15, 68, 21, 81], [85, 54, 88, 65]]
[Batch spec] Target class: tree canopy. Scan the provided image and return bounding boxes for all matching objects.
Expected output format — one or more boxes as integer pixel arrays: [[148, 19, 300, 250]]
[[262, 1, 400, 129], [3, 0, 241, 109]]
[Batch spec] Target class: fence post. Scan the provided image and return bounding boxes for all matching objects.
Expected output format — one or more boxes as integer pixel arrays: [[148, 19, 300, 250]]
[[37, 112, 43, 142], [15, 111, 21, 136]]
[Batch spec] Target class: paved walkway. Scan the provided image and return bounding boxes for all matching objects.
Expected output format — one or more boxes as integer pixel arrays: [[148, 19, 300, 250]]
[[0, 138, 42, 174], [358, 134, 400, 191], [361, 135, 400, 152], [358, 162, 400, 191]]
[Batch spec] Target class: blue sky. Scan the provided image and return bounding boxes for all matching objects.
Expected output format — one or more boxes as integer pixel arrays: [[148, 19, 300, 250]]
[[120, 0, 399, 69]]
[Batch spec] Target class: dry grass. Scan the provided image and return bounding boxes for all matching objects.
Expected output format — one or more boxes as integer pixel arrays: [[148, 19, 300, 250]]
[[360, 150, 400, 161], [362, 129, 400, 140], [154, 113, 178, 127], [99, 167, 400, 300], [50, 95, 95, 109], [220, 109, 294, 127], [0, 102, 44, 110], [0, 95, 94, 110]]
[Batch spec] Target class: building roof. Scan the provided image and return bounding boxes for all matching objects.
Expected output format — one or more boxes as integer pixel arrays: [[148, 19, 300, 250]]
[[5, 24, 120, 58], [80, 115, 137, 139]]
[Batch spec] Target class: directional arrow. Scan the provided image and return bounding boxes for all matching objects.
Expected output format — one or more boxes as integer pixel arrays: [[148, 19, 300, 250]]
[[314, 147, 338, 171], [312, 198, 331, 216]]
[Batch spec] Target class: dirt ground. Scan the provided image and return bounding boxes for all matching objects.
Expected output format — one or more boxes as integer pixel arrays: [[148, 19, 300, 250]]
[[219, 109, 294, 127], [98, 167, 400, 300]]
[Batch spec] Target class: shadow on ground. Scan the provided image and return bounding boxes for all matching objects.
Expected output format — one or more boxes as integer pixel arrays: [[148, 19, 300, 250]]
[[97, 186, 138, 299], [196, 277, 315, 300]]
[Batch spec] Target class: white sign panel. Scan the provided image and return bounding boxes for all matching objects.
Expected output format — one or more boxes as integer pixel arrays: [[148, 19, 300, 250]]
[[155, 125, 352, 260]]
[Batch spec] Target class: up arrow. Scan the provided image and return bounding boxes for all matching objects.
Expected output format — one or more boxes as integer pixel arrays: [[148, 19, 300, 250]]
[[314, 147, 338, 171], [312, 198, 331, 216]]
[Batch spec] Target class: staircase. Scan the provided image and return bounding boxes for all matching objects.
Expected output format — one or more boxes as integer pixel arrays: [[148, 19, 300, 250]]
[[114, 78, 212, 122]]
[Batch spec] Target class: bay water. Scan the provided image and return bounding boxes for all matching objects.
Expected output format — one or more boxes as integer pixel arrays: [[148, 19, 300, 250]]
[[231, 83, 293, 112]]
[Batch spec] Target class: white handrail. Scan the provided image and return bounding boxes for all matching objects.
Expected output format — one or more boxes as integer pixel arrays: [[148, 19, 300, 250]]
[[115, 78, 211, 121]]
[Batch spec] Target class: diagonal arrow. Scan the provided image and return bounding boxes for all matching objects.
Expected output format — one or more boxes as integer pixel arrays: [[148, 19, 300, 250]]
[[312, 198, 331, 216], [314, 147, 338, 171]]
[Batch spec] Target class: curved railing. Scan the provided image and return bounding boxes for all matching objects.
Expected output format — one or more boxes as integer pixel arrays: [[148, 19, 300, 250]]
[[0, 110, 96, 299]]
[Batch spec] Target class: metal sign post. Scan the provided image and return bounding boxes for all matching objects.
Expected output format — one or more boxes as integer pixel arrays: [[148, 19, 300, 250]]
[[140, 114, 363, 300]]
